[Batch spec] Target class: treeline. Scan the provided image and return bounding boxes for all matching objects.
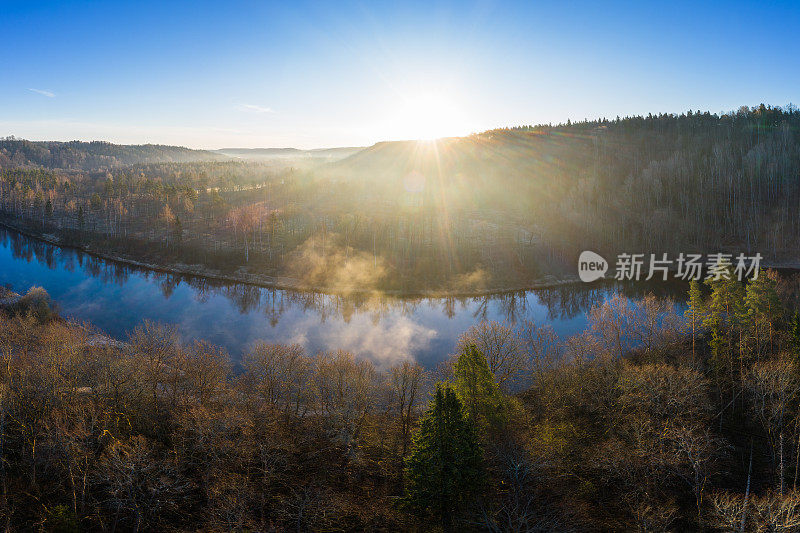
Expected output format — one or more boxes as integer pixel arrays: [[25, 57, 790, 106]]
[[0, 161, 306, 283], [4, 268, 800, 530], [528, 103, 800, 257], [0, 138, 224, 171]]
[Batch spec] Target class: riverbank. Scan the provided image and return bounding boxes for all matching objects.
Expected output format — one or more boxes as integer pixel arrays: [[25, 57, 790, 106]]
[[0, 218, 582, 298], [1, 285, 126, 348], [0, 286, 20, 307]]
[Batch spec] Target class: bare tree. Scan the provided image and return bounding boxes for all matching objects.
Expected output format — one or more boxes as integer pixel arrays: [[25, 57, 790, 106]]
[[589, 293, 636, 359], [387, 361, 423, 468], [242, 342, 313, 419], [456, 321, 524, 390], [516, 320, 562, 383], [747, 356, 800, 495], [178, 340, 230, 407], [313, 351, 376, 462]]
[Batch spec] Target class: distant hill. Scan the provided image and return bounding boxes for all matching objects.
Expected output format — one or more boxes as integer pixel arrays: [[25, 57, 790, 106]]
[[0, 139, 225, 171], [215, 146, 363, 161], [321, 104, 800, 258], [323, 133, 594, 190]]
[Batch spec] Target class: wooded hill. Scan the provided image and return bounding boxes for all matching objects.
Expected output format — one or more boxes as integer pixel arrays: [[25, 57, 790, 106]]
[[215, 146, 363, 161], [0, 138, 226, 171], [326, 103, 800, 260]]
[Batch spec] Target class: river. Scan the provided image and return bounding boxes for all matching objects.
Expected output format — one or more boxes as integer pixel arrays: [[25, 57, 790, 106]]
[[0, 226, 689, 368]]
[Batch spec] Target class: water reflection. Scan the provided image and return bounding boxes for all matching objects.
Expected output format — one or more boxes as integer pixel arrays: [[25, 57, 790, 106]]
[[0, 227, 687, 367]]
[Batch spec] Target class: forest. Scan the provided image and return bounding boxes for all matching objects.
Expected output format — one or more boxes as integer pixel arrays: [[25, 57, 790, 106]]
[[0, 138, 225, 171], [2, 265, 800, 531], [2, 104, 800, 293]]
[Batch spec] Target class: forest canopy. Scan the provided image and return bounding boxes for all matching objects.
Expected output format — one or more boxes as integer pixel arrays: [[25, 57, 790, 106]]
[[0, 138, 225, 170]]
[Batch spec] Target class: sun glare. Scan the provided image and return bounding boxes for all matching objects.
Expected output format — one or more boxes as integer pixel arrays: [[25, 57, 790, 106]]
[[391, 89, 471, 141]]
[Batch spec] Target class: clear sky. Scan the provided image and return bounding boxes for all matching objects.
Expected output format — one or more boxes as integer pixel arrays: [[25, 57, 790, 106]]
[[2, 0, 799, 149]]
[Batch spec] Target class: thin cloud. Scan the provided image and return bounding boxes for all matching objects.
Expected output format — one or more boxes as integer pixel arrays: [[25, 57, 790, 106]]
[[237, 103, 274, 114], [29, 88, 55, 98]]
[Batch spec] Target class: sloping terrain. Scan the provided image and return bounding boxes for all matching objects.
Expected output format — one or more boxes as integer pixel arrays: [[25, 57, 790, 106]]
[[0, 139, 226, 170]]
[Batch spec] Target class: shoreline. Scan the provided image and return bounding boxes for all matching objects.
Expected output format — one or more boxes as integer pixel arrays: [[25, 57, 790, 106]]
[[0, 219, 583, 298], [0, 286, 124, 348], [7, 218, 794, 299]]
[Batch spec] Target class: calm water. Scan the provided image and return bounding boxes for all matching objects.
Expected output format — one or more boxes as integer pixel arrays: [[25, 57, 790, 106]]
[[0, 227, 688, 368]]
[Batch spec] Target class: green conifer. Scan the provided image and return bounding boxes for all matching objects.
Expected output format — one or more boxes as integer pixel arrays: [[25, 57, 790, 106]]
[[403, 384, 485, 531]]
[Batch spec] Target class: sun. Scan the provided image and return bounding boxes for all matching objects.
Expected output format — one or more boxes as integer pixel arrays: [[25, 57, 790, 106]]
[[391, 89, 471, 141]]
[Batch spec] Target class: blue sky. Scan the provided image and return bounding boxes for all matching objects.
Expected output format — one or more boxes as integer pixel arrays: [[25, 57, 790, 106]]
[[2, 0, 799, 148]]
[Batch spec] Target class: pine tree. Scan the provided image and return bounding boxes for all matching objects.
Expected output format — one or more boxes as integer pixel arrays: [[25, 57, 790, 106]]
[[90, 193, 101, 211], [790, 311, 800, 358], [453, 343, 507, 434], [741, 270, 782, 359], [403, 384, 485, 532], [704, 262, 745, 401], [173, 215, 183, 245], [685, 279, 707, 362]]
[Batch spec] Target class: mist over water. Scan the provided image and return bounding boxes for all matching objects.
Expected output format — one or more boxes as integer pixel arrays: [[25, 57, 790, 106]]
[[0, 227, 687, 368]]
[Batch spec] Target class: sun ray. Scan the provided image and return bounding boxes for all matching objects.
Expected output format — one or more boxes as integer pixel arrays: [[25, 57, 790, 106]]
[[389, 88, 472, 140]]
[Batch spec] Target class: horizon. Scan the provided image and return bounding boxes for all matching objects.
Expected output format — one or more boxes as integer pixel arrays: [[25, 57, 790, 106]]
[[4, 102, 795, 152], [3, 0, 800, 149]]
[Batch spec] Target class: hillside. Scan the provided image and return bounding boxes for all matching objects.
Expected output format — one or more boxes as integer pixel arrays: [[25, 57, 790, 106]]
[[325, 104, 800, 259], [0, 138, 226, 170], [326, 133, 595, 188], [215, 146, 363, 162]]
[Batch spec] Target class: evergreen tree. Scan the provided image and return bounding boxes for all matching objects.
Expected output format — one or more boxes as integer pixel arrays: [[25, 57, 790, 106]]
[[704, 262, 745, 396], [790, 310, 800, 358], [90, 192, 101, 211], [173, 215, 183, 244], [741, 270, 782, 359], [453, 343, 507, 433], [685, 279, 707, 361], [403, 384, 485, 532]]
